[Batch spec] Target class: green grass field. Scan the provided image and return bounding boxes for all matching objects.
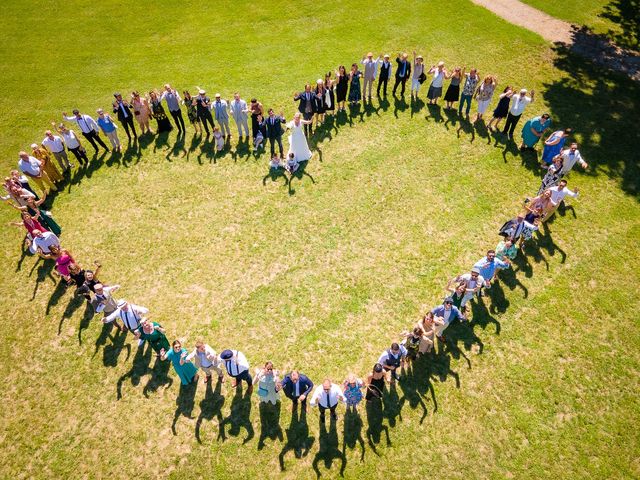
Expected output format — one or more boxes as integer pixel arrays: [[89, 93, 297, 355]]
[[1, 1, 639, 479]]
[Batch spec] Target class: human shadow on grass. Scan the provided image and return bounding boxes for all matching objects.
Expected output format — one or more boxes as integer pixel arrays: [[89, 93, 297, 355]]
[[257, 401, 284, 450], [30, 257, 56, 301], [116, 343, 172, 400], [262, 167, 290, 187], [278, 407, 315, 471], [474, 120, 492, 145], [543, 44, 640, 200], [171, 379, 197, 435], [341, 408, 365, 470], [392, 95, 409, 118], [217, 385, 254, 444], [288, 161, 316, 196], [230, 137, 252, 162], [67, 153, 107, 191], [445, 318, 485, 358], [15, 238, 32, 273], [348, 102, 365, 124], [456, 116, 475, 143], [364, 398, 391, 455], [411, 96, 425, 118], [165, 134, 187, 161], [442, 107, 458, 130], [429, 342, 462, 388], [425, 103, 443, 123], [312, 417, 345, 479], [195, 378, 225, 444], [95, 323, 130, 367], [186, 133, 203, 161], [396, 356, 438, 424]]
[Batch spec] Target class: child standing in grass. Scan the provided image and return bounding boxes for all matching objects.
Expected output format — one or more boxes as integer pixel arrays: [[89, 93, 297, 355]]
[[213, 127, 224, 151]]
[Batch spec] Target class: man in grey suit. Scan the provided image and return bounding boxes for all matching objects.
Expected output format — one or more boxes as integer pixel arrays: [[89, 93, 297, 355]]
[[229, 93, 250, 138], [213, 94, 231, 137]]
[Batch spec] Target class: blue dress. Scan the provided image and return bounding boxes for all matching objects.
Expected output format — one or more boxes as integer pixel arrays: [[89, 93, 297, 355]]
[[521, 116, 552, 147], [166, 348, 198, 385], [541, 130, 566, 164], [348, 72, 362, 102]]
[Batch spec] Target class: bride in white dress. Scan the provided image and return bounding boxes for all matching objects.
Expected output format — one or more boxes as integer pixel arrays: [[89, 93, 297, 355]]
[[287, 112, 312, 162]]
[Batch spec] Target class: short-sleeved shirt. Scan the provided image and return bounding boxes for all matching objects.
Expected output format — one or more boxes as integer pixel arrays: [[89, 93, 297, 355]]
[[509, 95, 532, 116], [42, 135, 65, 153], [18, 156, 42, 176]]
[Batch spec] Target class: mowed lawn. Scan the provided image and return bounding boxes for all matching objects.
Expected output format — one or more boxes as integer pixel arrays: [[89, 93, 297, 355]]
[[0, 1, 639, 479]]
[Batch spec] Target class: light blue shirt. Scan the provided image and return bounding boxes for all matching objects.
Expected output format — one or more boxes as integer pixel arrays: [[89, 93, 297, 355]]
[[473, 256, 510, 280], [97, 116, 116, 133]]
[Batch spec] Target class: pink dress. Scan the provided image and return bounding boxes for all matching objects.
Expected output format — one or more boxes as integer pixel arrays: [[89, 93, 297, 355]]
[[56, 253, 74, 276]]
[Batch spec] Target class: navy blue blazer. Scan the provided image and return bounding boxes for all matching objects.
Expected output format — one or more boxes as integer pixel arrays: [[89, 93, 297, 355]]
[[280, 374, 314, 399], [294, 91, 318, 114]]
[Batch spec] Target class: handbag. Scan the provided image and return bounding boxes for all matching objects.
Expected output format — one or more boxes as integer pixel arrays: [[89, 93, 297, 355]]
[[418, 72, 427, 84]]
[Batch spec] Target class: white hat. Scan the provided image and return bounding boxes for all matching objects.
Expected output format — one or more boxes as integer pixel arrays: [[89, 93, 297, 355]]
[[316, 79, 323, 84], [30, 143, 38, 149], [520, 88, 527, 94], [215, 93, 221, 97], [117, 299, 127, 308], [383, 54, 390, 58], [198, 89, 206, 95]]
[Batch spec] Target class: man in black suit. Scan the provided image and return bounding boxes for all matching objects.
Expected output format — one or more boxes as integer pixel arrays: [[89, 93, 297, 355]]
[[277, 370, 314, 411], [264, 109, 286, 158], [392, 53, 411, 97], [293, 84, 317, 137], [112, 93, 137, 141]]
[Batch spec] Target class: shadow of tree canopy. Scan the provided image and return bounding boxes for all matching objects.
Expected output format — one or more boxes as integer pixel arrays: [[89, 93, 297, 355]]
[[543, 43, 640, 200], [599, 0, 640, 51]]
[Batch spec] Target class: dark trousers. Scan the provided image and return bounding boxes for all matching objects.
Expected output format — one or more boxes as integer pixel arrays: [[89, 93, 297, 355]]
[[377, 76, 389, 96], [198, 110, 215, 134], [502, 112, 522, 138], [69, 146, 89, 165], [170, 109, 186, 133], [230, 369, 252, 385], [120, 115, 137, 140], [319, 404, 337, 419], [393, 76, 408, 96], [82, 130, 108, 152], [269, 136, 284, 157], [290, 395, 307, 408], [302, 112, 313, 137]]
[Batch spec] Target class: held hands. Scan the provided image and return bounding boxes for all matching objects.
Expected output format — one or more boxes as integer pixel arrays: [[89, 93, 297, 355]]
[[299, 394, 306, 402]]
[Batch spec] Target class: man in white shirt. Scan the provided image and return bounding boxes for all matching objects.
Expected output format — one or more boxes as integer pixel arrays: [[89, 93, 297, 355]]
[[29, 229, 60, 256], [560, 142, 588, 176], [91, 283, 123, 330], [17, 151, 57, 194], [104, 300, 149, 345], [310, 379, 346, 422], [545, 179, 579, 220], [502, 88, 535, 139], [62, 109, 109, 153], [377, 342, 407, 382], [42, 130, 72, 171], [377, 54, 392, 97], [187, 341, 225, 383], [229, 93, 250, 138], [219, 349, 252, 392], [361, 52, 380, 100], [449, 268, 485, 311]]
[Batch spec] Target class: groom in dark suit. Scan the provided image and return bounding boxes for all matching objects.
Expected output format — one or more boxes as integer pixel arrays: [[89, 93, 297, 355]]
[[264, 108, 286, 158], [392, 53, 412, 97], [278, 370, 314, 411], [293, 84, 317, 137], [112, 93, 137, 141]]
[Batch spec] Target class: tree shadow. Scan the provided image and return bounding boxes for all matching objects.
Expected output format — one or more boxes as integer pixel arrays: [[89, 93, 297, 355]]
[[544, 43, 640, 199], [195, 378, 225, 444], [598, 0, 640, 52], [278, 408, 315, 471], [312, 418, 345, 479], [257, 401, 284, 450], [171, 380, 197, 435], [217, 386, 254, 444]]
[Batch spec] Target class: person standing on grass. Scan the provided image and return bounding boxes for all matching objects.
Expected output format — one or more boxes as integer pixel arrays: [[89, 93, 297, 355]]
[[160, 340, 199, 385], [487, 86, 513, 131], [29, 228, 59, 257], [342, 374, 364, 411], [400, 327, 426, 363], [541, 128, 572, 166], [112, 92, 137, 141], [520, 113, 552, 151], [91, 283, 122, 329], [544, 179, 579, 220], [365, 363, 387, 401], [458, 68, 480, 118], [7, 191, 62, 236], [377, 342, 407, 383], [30, 143, 63, 184], [430, 297, 464, 342], [335, 65, 349, 110], [426, 61, 447, 104], [186, 341, 225, 384], [410, 52, 425, 98], [348, 63, 363, 105], [277, 370, 314, 411], [213, 93, 231, 138], [42, 130, 72, 172], [136, 319, 170, 357], [195, 89, 215, 136], [131, 91, 153, 135], [502, 88, 534, 140], [17, 151, 57, 195], [229, 93, 250, 139], [377, 54, 392, 97], [253, 361, 281, 405], [538, 154, 564, 194], [473, 249, 510, 293], [160, 84, 185, 135], [310, 379, 346, 422], [104, 299, 149, 345], [495, 238, 518, 262], [392, 53, 411, 97], [294, 84, 318, 137], [54, 124, 89, 167], [498, 214, 538, 249], [96, 109, 121, 152], [220, 349, 253, 393], [149, 91, 173, 133], [265, 109, 286, 159], [559, 142, 588, 177], [249, 98, 265, 140], [443, 67, 463, 110], [448, 268, 485, 313], [361, 52, 380, 100], [182, 91, 201, 135], [62, 109, 109, 153], [474, 75, 497, 122]]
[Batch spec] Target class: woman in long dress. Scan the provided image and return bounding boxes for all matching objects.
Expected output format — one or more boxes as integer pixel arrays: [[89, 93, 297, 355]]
[[137, 320, 170, 356], [541, 128, 572, 165], [334, 65, 348, 111], [131, 91, 153, 135], [8, 191, 62, 236], [323, 72, 335, 116], [537, 154, 564, 194], [149, 91, 173, 133], [160, 340, 198, 385], [287, 112, 312, 162], [520, 114, 552, 150], [348, 63, 362, 105]]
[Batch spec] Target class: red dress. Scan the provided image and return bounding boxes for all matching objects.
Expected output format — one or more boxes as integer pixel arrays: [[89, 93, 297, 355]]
[[23, 217, 46, 235]]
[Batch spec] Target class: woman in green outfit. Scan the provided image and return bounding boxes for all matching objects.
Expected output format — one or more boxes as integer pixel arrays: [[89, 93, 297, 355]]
[[160, 340, 198, 385], [8, 192, 62, 236], [137, 320, 170, 356]]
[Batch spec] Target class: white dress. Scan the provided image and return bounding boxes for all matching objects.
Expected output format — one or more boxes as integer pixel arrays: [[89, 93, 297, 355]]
[[287, 121, 312, 161]]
